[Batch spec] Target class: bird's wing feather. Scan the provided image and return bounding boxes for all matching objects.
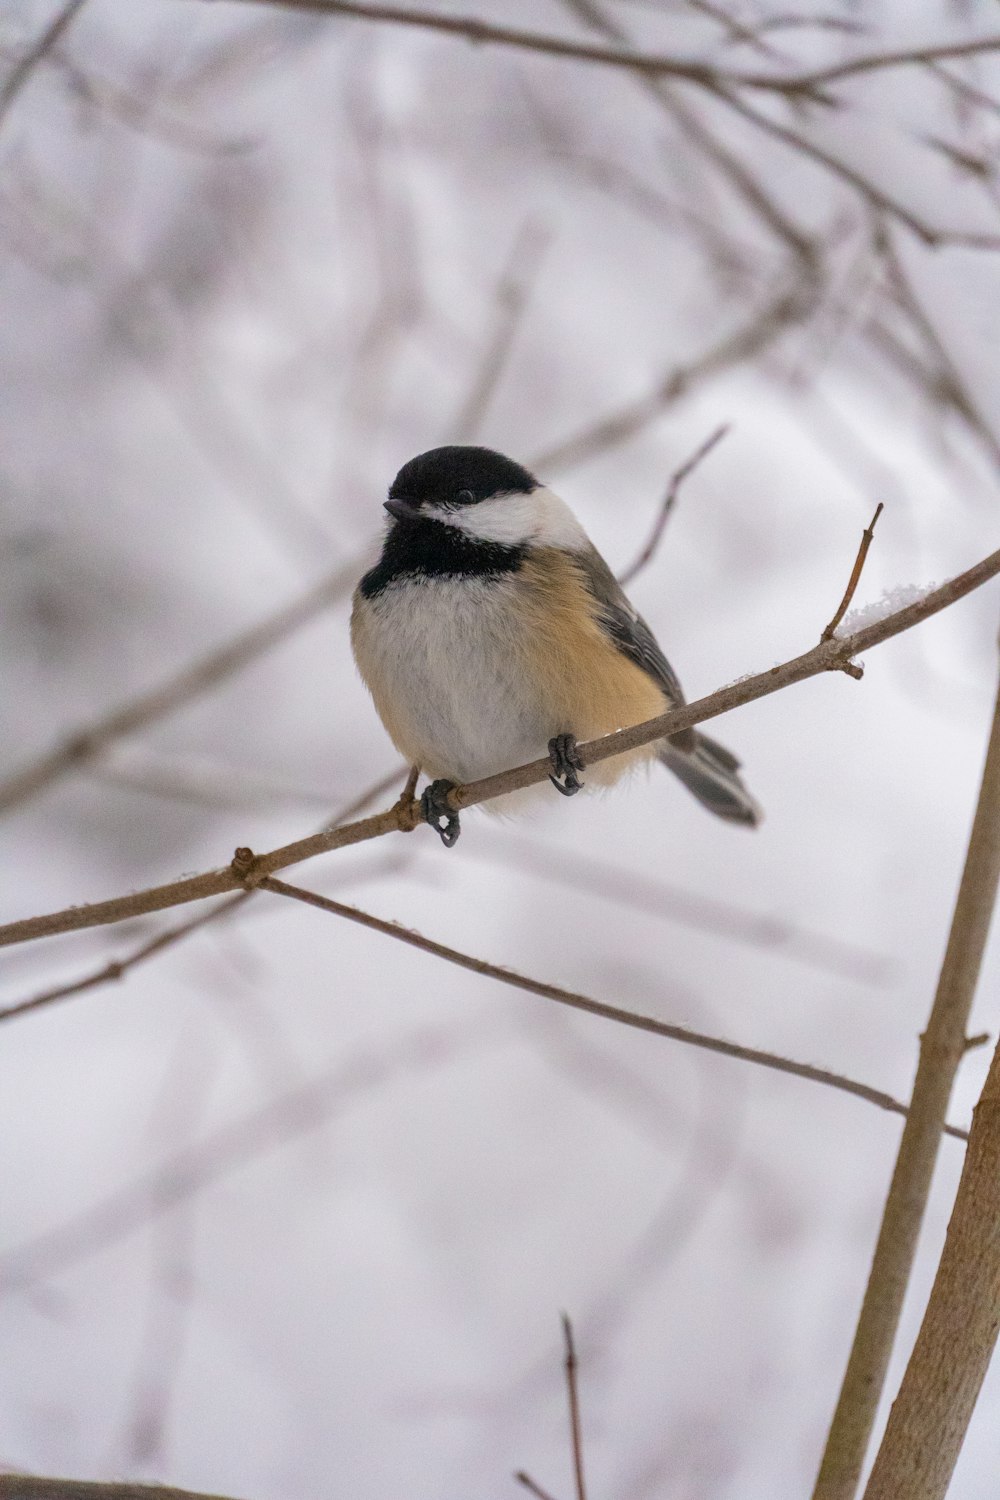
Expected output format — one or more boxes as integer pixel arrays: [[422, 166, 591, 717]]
[[572, 544, 686, 707]]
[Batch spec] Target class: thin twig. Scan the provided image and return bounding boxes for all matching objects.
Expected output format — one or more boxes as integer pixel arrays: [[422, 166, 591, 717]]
[[257, 875, 970, 1140], [812, 656, 1000, 1500], [0, 559, 358, 815], [451, 218, 550, 443], [2, 542, 999, 950], [514, 1473, 561, 1500], [0, 1478, 244, 1500], [192, 0, 790, 91], [701, 78, 1000, 250], [531, 280, 818, 474], [0, 902, 243, 1024], [561, 1314, 588, 1500], [617, 423, 729, 586], [0, 0, 88, 128], [202, 2, 1000, 104], [0, 767, 403, 1024], [820, 502, 884, 643]]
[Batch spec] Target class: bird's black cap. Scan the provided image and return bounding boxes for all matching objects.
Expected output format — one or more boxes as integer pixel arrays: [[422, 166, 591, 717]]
[[388, 446, 538, 508]]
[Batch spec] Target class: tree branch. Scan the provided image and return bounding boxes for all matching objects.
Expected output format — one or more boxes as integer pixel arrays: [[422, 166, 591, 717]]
[[812, 647, 1000, 1500], [0, 0, 89, 128], [617, 423, 729, 587], [820, 502, 884, 643], [0, 1478, 244, 1500], [256, 875, 970, 1140], [2, 542, 998, 951], [0, 559, 358, 815], [203, 2, 1000, 106], [0, 767, 404, 1025], [863, 1011, 1000, 1498], [562, 1314, 588, 1500]]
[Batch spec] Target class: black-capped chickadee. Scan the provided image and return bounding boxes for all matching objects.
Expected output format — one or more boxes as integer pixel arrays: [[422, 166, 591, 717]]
[[351, 445, 761, 846]]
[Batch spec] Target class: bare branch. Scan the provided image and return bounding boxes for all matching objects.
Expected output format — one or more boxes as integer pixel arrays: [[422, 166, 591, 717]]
[[0, 0, 88, 128], [820, 501, 884, 644], [0, 899, 246, 1024], [0, 1477, 245, 1500], [191, 0, 780, 91], [2, 542, 998, 951], [257, 875, 970, 1140], [863, 1027, 1000, 1498], [617, 423, 729, 586], [514, 1474, 561, 1500], [0, 558, 358, 815], [199, 2, 1000, 108], [0, 767, 404, 1024], [813, 653, 1000, 1500], [701, 80, 1000, 250], [561, 1314, 588, 1500], [766, 34, 1000, 95], [450, 218, 550, 443], [531, 280, 817, 474]]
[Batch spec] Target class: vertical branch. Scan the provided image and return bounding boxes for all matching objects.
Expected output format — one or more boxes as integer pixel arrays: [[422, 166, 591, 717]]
[[863, 1022, 1000, 1497], [812, 648, 1000, 1500], [562, 1314, 588, 1500]]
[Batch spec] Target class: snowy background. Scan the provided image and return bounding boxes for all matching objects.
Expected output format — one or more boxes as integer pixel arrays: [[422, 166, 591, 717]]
[[2, 1, 1000, 1496]]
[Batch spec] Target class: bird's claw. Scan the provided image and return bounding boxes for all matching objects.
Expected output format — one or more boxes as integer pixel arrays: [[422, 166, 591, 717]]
[[421, 778, 461, 847], [548, 733, 584, 797]]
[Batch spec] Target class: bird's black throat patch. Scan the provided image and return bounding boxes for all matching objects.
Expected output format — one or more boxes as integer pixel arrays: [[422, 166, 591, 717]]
[[360, 515, 525, 597]]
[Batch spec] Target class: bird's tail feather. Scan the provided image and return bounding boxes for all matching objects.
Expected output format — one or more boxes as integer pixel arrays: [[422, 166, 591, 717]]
[[658, 731, 762, 827]]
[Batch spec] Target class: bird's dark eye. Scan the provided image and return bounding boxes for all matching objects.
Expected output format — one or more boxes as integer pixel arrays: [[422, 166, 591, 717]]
[[456, 489, 475, 505]]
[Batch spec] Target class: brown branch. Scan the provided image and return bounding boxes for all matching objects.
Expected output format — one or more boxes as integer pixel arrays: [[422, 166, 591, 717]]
[[0, 558, 358, 815], [561, 1314, 588, 1500], [0, 767, 404, 1024], [200, 1, 1000, 107], [0, 0, 88, 127], [617, 423, 729, 586], [451, 217, 550, 443], [701, 79, 1000, 250], [863, 1025, 1000, 1498], [0, 899, 246, 1024], [2, 542, 999, 951], [256, 875, 969, 1140], [0, 1478, 244, 1500], [193, 0, 773, 90], [531, 280, 818, 474], [820, 502, 884, 643], [514, 1474, 561, 1500], [559, 0, 818, 265], [767, 33, 1000, 94], [812, 655, 1000, 1500]]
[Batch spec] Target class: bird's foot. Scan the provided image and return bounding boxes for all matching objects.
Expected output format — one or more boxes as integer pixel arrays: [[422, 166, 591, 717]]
[[421, 779, 461, 847], [548, 733, 584, 797]]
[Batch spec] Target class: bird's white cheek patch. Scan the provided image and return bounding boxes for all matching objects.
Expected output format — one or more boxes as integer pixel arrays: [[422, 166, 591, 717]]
[[429, 487, 590, 550]]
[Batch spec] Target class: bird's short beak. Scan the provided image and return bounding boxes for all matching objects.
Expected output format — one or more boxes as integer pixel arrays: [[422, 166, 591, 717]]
[[384, 496, 422, 522]]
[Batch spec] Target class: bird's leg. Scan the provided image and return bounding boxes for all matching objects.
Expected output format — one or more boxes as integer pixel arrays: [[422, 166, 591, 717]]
[[421, 778, 461, 847], [548, 733, 584, 796]]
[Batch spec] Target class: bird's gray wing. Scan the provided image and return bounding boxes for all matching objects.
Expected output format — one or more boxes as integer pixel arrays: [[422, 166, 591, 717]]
[[572, 543, 686, 708], [572, 543, 759, 820]]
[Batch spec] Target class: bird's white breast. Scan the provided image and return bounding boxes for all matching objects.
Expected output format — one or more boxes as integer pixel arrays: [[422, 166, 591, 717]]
[[352, 573, 559, 784]]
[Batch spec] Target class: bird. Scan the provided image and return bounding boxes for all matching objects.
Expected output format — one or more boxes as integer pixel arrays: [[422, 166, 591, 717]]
[[351, 445, 761, 846]]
